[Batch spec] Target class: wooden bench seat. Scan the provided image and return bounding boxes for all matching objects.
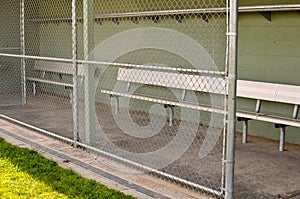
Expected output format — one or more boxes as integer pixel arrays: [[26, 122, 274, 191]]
[[101, 68, 300, 151], [101, 68, 226, 126], [26, 60, 84, 102], [236, 80, 300, 151]]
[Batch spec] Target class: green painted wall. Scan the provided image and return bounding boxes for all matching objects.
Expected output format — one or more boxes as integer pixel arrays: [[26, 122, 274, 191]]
[[239, 0, 300, 6], [237, 11, 300, 144], [0, 0, 22, 95], [19, 1, 300, 144]]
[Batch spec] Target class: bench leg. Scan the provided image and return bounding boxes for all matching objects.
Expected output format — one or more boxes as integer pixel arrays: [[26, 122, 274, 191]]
[[69, 89, 73, 104], [242, 120, 248, 144], [279, 126, 285, 152], [164, 105, 174, 127], [169, 105, 174, 127], [181, 90, 187, 101], [237, 117, 249, 144], [109, 95, 120, 114], [114, 96, 119, 114], [275, 124, 287, 152], [32, 81, 36, 96]]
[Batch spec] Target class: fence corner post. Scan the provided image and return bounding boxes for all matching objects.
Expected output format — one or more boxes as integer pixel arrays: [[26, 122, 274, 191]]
[[225, 0, 238, 198]]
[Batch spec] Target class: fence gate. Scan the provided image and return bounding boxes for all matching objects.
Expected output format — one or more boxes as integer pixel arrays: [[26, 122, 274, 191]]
[[0, 0, 238, 198]]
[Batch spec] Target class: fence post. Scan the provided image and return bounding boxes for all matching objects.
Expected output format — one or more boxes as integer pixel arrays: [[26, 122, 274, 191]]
[[20, 0, 26, 105], [83, 0, 95, 145], [71, 0, 79, 147], [225, 0, 238, 198]]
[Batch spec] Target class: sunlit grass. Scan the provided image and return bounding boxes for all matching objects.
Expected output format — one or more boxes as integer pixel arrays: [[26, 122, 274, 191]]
[[0, 157, 68, 199], [0, 137, 135, 199]]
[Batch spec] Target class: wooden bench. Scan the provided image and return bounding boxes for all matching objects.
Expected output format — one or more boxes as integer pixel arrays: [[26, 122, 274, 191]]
[[101, 68, 300, 151], [236, 80, 300, 151], [101, 67, 226, 126], [26, 60, 84, 102]]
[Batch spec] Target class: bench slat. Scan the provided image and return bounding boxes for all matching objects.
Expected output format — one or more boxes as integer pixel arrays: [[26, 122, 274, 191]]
[[237, 80, 277, 102], [101, 89, 224, 114], [118, 68, 226, 95], [27, 77, 73, 88], [34, 60, 84, 76], [237, 80, 300, 105], [276, 84, 300, 105], [236, 111, 300, 127]]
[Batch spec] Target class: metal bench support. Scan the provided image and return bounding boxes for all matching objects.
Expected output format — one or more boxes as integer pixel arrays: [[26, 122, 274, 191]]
[[255, 99, 261, 113], [293, 104, 299, 119], [110, 95, 120, 114], [237, 117, 250, 144], [275, 124, 287, 152], [242, 120, 248, 144], [164, 104, 174, 127], [32, 81, 36, 96], [279, 126, 286, 152]]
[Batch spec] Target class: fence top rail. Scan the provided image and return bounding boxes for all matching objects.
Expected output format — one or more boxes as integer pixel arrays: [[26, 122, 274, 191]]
[[29, 4, 300, 23]]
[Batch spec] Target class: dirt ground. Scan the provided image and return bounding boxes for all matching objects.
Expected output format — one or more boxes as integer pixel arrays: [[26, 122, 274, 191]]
[[0, 94, 299, 198], [234, 134, 300, 199]]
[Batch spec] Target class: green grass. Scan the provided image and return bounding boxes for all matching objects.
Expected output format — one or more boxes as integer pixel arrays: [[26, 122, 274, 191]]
[[0, 137, 136, 199]]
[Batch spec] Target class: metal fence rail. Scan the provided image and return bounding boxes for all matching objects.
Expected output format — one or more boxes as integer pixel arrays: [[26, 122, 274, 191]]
[[0, 0, 238, 198]]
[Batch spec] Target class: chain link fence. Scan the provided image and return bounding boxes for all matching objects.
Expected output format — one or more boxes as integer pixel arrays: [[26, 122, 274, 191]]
[[0, 0, 22, 106], [0, 0, 237, 198]]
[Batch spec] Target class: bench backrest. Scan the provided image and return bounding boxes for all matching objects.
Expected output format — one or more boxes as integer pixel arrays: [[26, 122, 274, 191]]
[[117, 68, 226, 95], [117, 68, 300, 105], [237, 80, 300, 105], [34, 60, 84, 76]]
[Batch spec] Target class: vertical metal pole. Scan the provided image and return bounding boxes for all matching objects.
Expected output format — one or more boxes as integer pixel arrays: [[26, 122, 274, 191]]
[[20, 0, 26, 105], [225, 0, 238, 198], [83, 0, 95, 145], [72, 0, 79, 147], [293, 104, 299, 119], [242, 120, 248, 144], [279, 127, 285, 152]]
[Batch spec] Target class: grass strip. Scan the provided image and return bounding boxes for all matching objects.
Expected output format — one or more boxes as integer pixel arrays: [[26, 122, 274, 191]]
[[0, 137, 135, 199], [0, 157, 68, 199]]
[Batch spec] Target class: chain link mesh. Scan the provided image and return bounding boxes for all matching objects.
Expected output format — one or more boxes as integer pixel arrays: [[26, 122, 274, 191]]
[[0, 0, 228, 197], [0, 1, 22, 106], [77, 0, 227, 196]]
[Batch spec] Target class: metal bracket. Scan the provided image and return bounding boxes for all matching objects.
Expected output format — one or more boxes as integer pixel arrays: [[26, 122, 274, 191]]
[[95, 18, 103, 25], [174, 14, 184, 23], [112, 18, 119, 25], [131, 17, 138, 24], [259, 11, 272, 22], [198, 13, 209, 23], [151, 16, 160, 23], [255, 99, 261, 113], [293, 104, 299, 119]]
